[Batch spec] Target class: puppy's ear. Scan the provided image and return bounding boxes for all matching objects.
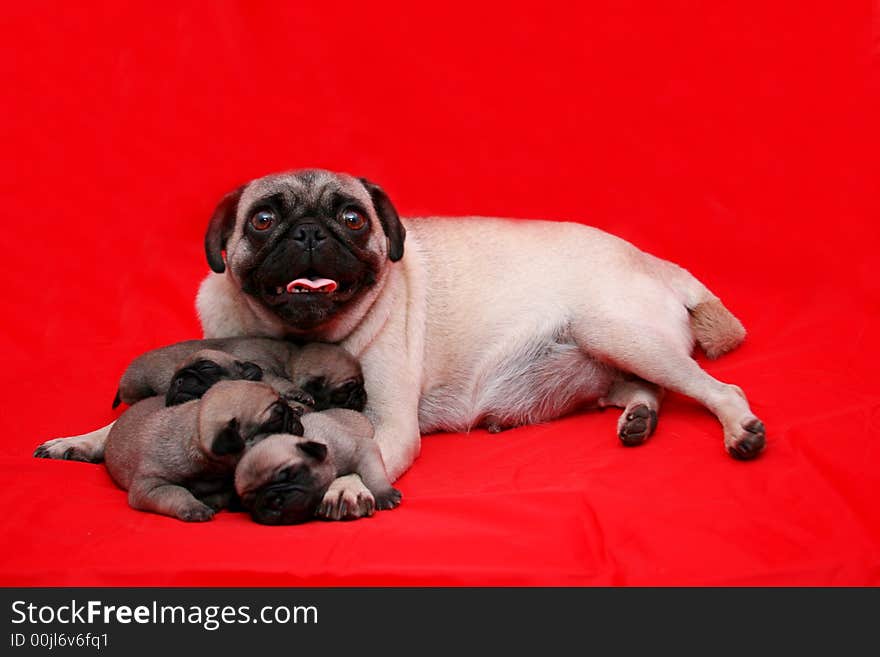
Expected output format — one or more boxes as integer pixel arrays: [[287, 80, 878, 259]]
[[296, 440, 328, 462], [359, 178, 406, 262], [205, 185, 245, 274], [212, 418, 245, 456]]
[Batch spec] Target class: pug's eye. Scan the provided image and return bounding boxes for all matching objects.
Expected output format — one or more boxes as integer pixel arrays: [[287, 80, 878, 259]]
[[250, 210, 276, 231], [341, 209, 367, 230]]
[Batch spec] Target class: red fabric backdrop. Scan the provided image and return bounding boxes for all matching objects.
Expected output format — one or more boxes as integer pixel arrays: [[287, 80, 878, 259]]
[[1, 1, 878, 585]]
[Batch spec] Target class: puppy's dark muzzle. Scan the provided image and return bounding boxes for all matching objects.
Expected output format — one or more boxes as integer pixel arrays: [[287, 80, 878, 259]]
[[165, 360, 228, 406], [246, 483, 324, 525]]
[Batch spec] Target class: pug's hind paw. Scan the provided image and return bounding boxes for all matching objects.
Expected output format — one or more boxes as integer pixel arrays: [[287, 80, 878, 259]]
[[177, 503, 216, 522], [618, 403, 658, 446], [725, 418, 766, 460]]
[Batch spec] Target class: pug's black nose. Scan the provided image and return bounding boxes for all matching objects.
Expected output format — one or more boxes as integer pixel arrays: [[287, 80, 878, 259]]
[[292, 223, 327, 251]]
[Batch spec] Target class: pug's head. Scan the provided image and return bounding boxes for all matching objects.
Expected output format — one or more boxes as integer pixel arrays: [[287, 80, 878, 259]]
[[234, 434, 335, 525], [165, 349, 264, 407], [289, 343, 367, 412], [204, 170, 405, 334], [197, 381, 303, 458]]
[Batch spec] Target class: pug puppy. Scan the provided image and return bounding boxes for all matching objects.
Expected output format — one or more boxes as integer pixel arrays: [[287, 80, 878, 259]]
[[235, 409, 402, 525], [103, 380, 299, 522], [37, 169, 765, 521], [114, 337, 365, 411]]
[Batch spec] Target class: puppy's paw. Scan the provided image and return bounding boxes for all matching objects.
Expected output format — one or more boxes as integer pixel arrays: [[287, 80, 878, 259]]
[[375, 488, 402, 511], [617, 404, 658, 446], [725, 418, 766, 460], [316, 475, 375, 520], [33, 437, 103, 463], [177, 502, 216, 522], [283, 389, 316, 409]]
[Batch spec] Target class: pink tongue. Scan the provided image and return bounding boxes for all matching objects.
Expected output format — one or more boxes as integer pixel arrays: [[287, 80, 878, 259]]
[[287, 278, 338, 293]]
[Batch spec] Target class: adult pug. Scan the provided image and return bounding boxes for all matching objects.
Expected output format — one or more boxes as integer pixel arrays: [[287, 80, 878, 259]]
[[37, 169, 765, 518]]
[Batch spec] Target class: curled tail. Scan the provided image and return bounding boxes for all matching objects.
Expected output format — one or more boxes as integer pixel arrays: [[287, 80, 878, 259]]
[[688, 298, 746, 359], [654, 258, 746, 359]]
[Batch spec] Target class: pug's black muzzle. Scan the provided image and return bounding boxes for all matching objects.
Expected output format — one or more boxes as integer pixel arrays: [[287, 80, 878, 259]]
[[246, 482, 327, 525], [240, 230, 377, 329]]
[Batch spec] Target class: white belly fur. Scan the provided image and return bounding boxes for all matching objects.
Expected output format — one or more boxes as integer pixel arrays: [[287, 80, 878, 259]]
[[418, 325, 616, 433]]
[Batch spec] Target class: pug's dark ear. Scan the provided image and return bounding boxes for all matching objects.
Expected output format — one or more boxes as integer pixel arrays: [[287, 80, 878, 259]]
[[359, 178, 406, 262], [205, 185, 245, 273], [296, 440, 328, 462], [212, 418, 245, 456]]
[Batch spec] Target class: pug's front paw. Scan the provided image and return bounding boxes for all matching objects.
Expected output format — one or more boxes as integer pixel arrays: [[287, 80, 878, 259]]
[[375, 488, 402, 511], [316, 475, 375, 520], [34, 436, 103, 463]]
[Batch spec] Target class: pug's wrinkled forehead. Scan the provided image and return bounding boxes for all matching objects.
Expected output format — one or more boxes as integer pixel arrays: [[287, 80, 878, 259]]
[[238, 170, 372, 226]]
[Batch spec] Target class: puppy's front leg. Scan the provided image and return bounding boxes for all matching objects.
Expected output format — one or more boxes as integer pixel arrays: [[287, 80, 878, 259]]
[[34, 422, 114, 462]]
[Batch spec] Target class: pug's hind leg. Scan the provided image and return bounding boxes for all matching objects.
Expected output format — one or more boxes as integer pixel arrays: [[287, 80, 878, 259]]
[[577, 320, 765, 459], [599, 378, 664, 446], [129, 480, 215, 522], [33, 422, 114, 462]]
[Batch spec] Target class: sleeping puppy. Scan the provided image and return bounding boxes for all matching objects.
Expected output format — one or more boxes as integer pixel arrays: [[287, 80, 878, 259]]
[[162, 348, 312, 414], [235, 409, 401, 524], [104, 380, 299, 522], [113, 337, 365, 411]]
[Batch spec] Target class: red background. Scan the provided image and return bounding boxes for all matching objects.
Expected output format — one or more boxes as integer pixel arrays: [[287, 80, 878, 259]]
[[1, 1, 878, 585]]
